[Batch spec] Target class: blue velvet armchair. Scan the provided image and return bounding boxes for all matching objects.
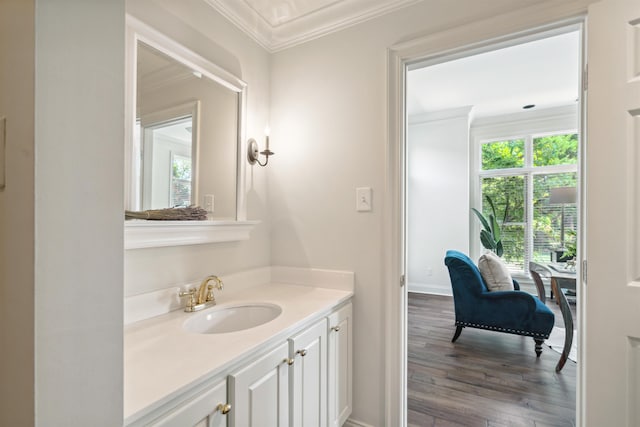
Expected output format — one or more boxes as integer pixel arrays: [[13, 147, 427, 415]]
[[444, 250, 555, 357]]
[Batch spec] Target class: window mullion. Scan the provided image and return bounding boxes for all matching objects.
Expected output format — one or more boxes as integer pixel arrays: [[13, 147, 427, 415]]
[[525, 135, 533, 275], [526, 172, 534, 275]]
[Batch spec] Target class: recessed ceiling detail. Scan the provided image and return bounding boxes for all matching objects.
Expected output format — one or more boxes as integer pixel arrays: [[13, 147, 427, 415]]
[[204, 0, 422, 52]]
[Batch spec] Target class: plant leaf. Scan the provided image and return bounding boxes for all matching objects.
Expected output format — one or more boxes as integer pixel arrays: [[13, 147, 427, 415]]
[[471, 208, 492, 233], [485, 195, 498, 220], [496, 240, 504, 257], [490, 214, 501, 241], [480, 230, 497, 250]]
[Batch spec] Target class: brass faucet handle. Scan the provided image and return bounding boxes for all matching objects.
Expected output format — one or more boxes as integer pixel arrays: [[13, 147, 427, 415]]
[[178, 288, 197, 309], [206, 284, 216, 303], [178, 288, 196, 297]]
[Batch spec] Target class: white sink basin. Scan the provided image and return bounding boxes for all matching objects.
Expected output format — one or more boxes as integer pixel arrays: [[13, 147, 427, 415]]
[[183, 303, 282, 334]]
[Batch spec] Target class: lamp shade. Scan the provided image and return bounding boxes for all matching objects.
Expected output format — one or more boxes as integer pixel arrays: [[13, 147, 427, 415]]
[[549, 186, 577, 204]]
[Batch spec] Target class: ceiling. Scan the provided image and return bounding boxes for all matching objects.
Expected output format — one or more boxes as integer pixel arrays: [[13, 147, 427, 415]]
[[204, 0, 421, 52], [201, 1, 579, 120], [407, 30, 581, 120]]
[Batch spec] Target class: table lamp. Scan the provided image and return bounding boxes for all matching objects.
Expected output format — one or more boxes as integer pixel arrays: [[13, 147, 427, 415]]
[[549, 186, 577, 249]]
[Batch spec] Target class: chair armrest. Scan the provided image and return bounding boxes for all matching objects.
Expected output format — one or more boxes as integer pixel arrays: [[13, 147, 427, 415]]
[[479, 290, 536, 312], [512, 278, 520, 290]]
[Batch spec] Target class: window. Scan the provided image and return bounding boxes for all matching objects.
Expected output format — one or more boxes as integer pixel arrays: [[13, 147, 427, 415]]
[[170, 153, 192, 208], [477, 132, 578, 273]]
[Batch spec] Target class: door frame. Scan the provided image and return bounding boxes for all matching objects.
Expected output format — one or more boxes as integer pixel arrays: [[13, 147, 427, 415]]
[[384, 4, 590, 426]]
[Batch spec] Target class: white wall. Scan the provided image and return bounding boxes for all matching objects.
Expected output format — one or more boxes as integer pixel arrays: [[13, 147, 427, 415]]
[[1, 2, 126, 424], [407, 108, 472, 295], [268, 1, 569, 425], [125, 0, 272, 298], [34, 0, 125, 425]]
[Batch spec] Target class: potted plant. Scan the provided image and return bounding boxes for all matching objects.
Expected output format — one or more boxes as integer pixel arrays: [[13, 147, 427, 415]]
[[471, 195, 509, 257], [556, 229, 577, 263]]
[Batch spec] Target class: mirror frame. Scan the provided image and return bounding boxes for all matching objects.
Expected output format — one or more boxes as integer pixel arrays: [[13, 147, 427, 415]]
[[124, 15, 258, 249]]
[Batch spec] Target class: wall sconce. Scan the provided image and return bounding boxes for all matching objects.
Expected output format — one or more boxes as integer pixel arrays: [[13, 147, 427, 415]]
[[247, 127, 274, 166]]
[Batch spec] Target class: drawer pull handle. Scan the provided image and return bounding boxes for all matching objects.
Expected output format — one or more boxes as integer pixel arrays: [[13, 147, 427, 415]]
[[331, 326, 341, 332], [217, 403, 232, 415], [296, 349, 307, 357], [285, 358, 295, 366]]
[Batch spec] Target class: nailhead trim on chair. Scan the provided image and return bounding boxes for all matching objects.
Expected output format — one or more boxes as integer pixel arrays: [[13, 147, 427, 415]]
[[456, 321, 550, 339]]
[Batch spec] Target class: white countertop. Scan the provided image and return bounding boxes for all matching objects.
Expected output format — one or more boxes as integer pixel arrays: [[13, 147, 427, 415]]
[[124, 282, 353, 424]]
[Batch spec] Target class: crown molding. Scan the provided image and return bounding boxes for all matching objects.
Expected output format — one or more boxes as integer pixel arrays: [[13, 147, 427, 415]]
[[408, 105, 474, 125], [204, 0, 422, 52]]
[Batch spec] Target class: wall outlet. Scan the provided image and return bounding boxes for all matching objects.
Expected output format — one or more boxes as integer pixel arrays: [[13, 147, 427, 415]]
[[204, 194, 214, 213]]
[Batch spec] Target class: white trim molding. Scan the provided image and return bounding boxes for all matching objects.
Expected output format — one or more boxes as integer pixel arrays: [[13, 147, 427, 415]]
[[124, 220, 260, 249], [408, 283, 452, 296], [344, 418, 376, 427], [408, 105, 474, 126], [271, 266, 355, 292], [203, 0, 421, 52], [386, 2, 590, 425]]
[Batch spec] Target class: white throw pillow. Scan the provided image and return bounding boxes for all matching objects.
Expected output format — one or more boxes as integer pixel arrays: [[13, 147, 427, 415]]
[[478, 251, 514, 292]]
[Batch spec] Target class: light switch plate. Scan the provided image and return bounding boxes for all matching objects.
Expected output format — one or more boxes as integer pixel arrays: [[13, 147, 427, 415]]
[[204, 194, 214, 212], [0, 117, 5, 189], [356, 187, 372, 212]]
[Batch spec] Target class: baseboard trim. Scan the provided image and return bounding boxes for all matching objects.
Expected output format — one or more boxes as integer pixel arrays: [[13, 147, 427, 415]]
[[408, 282, 452, 296], [344, 419, 375, 427]]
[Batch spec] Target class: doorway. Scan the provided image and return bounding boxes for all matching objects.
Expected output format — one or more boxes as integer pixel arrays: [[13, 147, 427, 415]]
[[400, 23, 585, 426]]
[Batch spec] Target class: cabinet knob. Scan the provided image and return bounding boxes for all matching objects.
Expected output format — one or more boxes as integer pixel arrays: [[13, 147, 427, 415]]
[[217, 403, 231, 415], [331, 325, 341, 332], [285, 358, 295, 366], [296, 349, 307, 357]]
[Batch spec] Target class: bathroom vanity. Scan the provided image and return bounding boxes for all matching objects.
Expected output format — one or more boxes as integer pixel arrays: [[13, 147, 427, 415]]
[[123, 14, 353, 427], [124, 277, 353, 427]]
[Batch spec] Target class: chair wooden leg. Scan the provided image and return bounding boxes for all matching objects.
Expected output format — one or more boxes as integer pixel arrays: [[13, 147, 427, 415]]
[[534, 338, 544, 357], [554, 277, 575, 372], [452, 325, 463, 343]]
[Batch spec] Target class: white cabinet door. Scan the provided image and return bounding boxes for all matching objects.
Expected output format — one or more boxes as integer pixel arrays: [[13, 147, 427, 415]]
[[151, 378, 229, 427], [229, 342, 289, 427], [289, 318, 328, 427], [327, 303, 352, 427]]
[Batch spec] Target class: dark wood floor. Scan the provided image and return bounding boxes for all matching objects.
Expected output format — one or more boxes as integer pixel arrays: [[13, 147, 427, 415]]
[[408, 293, 577, 427]]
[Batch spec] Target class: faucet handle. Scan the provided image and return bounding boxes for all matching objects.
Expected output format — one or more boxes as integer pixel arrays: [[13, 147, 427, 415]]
[[178, 288, 196, 297], [206, 283, 215, 303], [178, 288, 197, 311]]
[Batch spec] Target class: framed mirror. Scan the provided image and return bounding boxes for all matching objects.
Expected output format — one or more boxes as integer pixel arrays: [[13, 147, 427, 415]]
[[124, 16, 257, 249]]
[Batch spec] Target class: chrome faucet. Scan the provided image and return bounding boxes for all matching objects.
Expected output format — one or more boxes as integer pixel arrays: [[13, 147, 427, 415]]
[[179, 275, 224, 312]]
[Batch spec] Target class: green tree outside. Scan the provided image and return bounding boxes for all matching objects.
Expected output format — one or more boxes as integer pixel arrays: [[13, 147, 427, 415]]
[[479, 134, 578, 270]]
